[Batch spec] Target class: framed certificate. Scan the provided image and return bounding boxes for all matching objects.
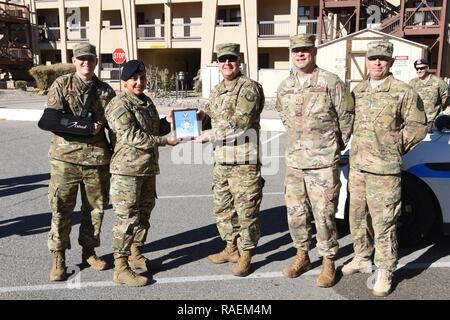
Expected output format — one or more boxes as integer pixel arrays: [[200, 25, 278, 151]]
[[173, 108, 201, 140]]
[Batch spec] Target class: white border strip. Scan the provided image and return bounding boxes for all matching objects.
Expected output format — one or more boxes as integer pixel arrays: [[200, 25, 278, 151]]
[[0, 109, 286, 132], [1, 261, 450, 293]]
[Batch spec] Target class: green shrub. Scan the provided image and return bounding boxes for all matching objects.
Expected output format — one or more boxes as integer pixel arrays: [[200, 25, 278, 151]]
[[14, 80, 27, 91], [29, 63, 75, 91], [145, 65, 175, 97]]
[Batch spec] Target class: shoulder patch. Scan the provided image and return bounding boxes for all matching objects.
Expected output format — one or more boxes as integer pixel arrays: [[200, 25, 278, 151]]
[[113, 106, 127, 119], [47, 95, 57, 106], [244, 91, 256, 102]]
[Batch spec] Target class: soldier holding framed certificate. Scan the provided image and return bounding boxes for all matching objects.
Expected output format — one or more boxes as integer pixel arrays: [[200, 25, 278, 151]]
[[195, 43, 265, 277]]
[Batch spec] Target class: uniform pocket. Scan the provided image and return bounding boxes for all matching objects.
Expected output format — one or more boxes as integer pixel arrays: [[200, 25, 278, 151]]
[[324, 182, 341, 202]]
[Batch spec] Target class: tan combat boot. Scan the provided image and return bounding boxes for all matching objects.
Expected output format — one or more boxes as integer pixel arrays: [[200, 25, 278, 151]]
[[82, 247, 108, 271], [316, 257, 336, 287], [282, 249, 311, 278], [113, 256, 148, 287], [208, 243, 240, 264], [372, 269, 393, 297], [128, 245, 161, 271], [232, 250, 252, 277], [341, 256, 372, 276], [50, 250, 66, 281]]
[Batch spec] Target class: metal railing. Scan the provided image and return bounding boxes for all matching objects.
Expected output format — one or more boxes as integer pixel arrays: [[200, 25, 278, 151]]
[[102, 25, 123, 30], [38, 25, 61, 41], [172, 23, 202, 39], [297, 19, 318, 36], [258, 20, 289, 37], [66, 26, 88, 41], [137, 24, 165, 40], [217, 21, 241, 27]]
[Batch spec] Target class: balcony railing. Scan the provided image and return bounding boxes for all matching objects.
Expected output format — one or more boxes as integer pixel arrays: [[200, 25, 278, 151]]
[[172, 23, 201, 40], [298, 19, 318, 36], [137, 24, 165, 40], [0, 3, 30, 20], [102, 25, 123, 30], [38, 25, 61, 41], [217, 21, 241, 27], [67, 26, 88, 41], [379, 14, 400, 34], [258, 20, 289, 38], [404, 7, 442, 29], [0, 47, 32, 60]]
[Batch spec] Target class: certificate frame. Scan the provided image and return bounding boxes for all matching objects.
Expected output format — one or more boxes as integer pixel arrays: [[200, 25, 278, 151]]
[[172, 108, 201, 140]]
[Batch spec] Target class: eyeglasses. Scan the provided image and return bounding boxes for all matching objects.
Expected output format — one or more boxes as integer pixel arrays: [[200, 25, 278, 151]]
[[367, 56, 390, 62], [416, 66, 427, 71], [218, 55, 238, 63]]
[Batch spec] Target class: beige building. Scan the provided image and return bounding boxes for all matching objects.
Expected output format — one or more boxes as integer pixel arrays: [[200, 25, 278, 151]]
[[6, 0, 450, 93]]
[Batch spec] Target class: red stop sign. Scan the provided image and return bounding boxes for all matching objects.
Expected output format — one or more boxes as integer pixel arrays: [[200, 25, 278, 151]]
[[113, 48, 126, 64]]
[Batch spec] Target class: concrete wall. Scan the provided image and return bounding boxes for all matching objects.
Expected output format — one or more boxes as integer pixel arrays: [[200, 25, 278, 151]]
[[258, 69, 289, 98]]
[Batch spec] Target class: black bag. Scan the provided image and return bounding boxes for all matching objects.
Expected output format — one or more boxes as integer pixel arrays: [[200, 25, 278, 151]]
[[38, 83, 98, 136], [38, 108, 94, 136]]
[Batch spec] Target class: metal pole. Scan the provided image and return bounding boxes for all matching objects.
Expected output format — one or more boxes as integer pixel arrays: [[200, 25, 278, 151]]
[[119, 64, 122, 92]]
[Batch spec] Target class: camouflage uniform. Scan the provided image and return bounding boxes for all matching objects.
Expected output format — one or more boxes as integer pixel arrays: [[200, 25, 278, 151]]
[[409, 74, 449, 121], [276, 61, 354, 258], [105, 89, 170, 257], [203, 44, 265, 252], [47, 71, 115, 251], [349, 41, 427, 271]]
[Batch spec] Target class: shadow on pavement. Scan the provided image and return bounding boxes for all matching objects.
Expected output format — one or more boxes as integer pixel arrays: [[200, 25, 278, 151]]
[[0, 211, 81, 239], [0, 173, 50, 198], [392, 233, 450, 291]]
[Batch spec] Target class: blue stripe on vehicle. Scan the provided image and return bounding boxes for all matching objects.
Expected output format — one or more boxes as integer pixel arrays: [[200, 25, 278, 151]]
[[407, 164, 450, 178]]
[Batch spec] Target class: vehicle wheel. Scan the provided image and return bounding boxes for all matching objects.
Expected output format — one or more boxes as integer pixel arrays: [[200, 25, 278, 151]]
[[397, 173, 441, 247]]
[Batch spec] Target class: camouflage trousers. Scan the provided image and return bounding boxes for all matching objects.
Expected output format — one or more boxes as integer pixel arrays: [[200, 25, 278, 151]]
[[111, 174, 156, 257], [285, 166, 340, 258], [213, 164, 264, 251], [47, 159, 110, 251], [348, 169, 401, 271]]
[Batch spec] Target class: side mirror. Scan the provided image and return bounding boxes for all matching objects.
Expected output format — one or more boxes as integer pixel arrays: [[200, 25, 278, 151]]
[[434, 114, 450, 132]]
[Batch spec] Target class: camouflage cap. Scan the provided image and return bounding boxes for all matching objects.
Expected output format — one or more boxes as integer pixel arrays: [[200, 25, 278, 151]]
[[367, 40, 393, 58], [73, 43, 97, 58], [290, 34, 316, 49], [216, 43, 240, 58]]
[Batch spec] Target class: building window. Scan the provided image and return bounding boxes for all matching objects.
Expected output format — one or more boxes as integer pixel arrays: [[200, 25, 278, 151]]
[[298, 6, 319, 21], [217, 6, 241, 26]]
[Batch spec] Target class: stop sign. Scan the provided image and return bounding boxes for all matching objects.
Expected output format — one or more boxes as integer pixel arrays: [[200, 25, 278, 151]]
[[113, 48, 126, 64]]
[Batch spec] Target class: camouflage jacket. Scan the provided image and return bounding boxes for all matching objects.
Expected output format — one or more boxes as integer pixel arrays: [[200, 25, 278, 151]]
[[47, 72, 116, 165], [105, 89, 170, 176], [351, 74, 427, 175], [409, 74, 449, 121], [203, 74, 264, 164], [276, 67, 355, 169]]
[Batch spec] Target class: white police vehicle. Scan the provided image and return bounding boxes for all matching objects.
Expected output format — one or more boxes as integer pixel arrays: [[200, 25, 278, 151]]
[[337, 115, 450, 246]]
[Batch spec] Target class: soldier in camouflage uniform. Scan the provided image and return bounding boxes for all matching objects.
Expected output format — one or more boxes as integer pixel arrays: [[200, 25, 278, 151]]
[[275, 34, 354, 287], [105, 60, 178, 287], [45, 43, 116, 281], [409, 59, 449, 126], [196, 43, 265, 277], [341, 40, 427, 297]]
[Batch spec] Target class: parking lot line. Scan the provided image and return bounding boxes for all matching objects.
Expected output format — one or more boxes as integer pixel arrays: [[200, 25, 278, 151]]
[[1, 261, 450, 294]]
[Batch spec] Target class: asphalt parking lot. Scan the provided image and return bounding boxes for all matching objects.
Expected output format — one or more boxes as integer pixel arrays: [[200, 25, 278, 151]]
[[0, 118, 450, 302]]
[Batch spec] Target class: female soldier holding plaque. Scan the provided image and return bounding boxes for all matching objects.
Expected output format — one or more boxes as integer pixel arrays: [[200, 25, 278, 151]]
[[105, 60, 179, 287]]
